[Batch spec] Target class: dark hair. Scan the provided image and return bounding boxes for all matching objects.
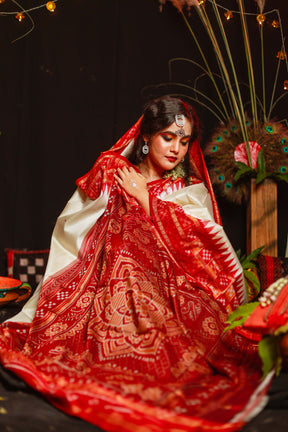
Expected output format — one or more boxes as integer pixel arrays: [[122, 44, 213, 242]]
[[129, 95, 200, 165]]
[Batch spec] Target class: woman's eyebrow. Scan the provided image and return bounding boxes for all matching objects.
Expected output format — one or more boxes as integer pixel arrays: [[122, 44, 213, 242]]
[[161, 130, 191, 138]]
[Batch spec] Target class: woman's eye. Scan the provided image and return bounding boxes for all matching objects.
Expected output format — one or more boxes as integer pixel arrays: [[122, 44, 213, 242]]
[[162, 135, 172, 142], [181, 140, 189, 146]]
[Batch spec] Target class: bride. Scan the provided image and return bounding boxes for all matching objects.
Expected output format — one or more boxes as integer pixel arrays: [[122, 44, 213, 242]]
[[0, 95, 276, 432]]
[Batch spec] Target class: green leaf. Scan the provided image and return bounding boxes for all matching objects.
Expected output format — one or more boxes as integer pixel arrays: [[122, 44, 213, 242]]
[[246, 245, 265, 261], [236, 249, 245, 262], [257, 148, 266, 172], [234, 162, 254, 181], [273, 173, 288, 183], [225, 302, 259, 331], [256, 172, 267, 184], [235, 161, 250, 170], [256, 149, 267, 184], [242, 262, 257, 270], [240, 246, 265, 268], [258, 336, 281, 377], [274, 322, 288, 336]]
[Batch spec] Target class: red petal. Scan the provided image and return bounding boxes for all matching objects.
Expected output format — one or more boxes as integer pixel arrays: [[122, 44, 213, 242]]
[[234, 141, 261, 169]]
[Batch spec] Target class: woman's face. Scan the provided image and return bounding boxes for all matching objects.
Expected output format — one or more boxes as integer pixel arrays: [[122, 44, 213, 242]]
[[144, 119, 192, 176]]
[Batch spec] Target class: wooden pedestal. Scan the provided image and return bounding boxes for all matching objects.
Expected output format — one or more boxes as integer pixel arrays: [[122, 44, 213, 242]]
[[246, 178, 278, 257]]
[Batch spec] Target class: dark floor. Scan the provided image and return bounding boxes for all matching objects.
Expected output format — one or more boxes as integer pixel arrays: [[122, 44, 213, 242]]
[[0, 304, 288, 432]]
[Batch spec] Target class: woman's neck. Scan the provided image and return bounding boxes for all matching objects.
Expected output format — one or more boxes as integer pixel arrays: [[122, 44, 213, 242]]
[[138, 160, 163, 182]]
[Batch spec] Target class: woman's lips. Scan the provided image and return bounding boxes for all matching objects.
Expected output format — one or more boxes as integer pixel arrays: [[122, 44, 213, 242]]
[[166, 156, 177, 162]]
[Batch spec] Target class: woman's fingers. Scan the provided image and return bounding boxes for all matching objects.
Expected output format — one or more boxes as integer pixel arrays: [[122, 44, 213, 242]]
[[114, 166, 147, 195], [114, 168, 132, 189], [114, 173, 122, 183], [116, 166, 137, 180]]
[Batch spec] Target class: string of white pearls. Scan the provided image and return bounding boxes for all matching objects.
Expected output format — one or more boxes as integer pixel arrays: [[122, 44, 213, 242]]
[[258, 276, 288, 307]]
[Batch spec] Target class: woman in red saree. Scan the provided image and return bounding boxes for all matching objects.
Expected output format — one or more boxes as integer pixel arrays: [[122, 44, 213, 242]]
[[0, 96, 277, 431]]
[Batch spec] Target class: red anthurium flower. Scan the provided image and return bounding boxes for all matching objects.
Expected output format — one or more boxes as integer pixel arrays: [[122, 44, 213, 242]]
[[234, 141, 262, 169]]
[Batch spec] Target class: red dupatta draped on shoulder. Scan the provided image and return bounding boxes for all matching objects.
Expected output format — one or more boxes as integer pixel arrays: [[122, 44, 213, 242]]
[[0, 116, 274, 432]]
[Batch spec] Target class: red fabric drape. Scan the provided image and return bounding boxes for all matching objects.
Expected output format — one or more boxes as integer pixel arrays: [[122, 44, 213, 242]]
[[0, 153, 270, 432], [0, 116, 274, 432]]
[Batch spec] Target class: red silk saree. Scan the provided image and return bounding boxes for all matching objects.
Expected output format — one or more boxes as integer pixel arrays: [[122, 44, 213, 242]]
[[0, 124, 273, 432]]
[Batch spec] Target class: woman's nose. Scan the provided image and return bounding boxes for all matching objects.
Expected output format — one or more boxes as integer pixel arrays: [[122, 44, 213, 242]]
[[170, 140, 180, 153]]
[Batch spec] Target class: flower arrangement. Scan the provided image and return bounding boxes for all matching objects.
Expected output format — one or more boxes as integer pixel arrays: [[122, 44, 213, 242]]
[[158, 0, 288, 204], [226, 275, 288, 376], [205, 117, 288, 203]]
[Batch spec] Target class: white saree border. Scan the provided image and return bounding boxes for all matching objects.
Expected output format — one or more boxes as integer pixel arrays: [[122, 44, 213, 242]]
[[7, 188, 108, 323], [162, 182, 215, 222], [163, 183, 247, 306], [230, 370, 275, 423]]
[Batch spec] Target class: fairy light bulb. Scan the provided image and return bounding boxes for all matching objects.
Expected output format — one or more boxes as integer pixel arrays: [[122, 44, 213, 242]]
[[199, 0, 206, 5], [256, 14, 266, 25], [272, 20, 280, 29], [15, 12, 25, 22], [277, 51, 287, 61], [224, 11, 233, 20], [46, 1, 56, 12], [284, 81, 288, 91]]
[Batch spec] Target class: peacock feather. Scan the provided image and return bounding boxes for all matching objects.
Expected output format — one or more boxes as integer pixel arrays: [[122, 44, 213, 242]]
[[204, 119, 288, 205]]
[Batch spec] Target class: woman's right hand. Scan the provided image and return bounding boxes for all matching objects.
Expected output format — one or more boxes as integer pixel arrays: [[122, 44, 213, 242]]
[[114, 166, 150, 215]]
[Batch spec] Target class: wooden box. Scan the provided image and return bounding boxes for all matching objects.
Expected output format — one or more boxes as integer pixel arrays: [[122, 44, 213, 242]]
[[246, 179, 278, 257]]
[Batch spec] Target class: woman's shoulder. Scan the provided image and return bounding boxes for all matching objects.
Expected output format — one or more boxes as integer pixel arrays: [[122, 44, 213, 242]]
[[76, 151, 133, 200], [96, 150, 132, 167]]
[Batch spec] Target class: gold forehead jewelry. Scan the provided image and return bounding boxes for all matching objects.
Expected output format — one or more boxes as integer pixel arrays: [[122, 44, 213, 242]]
[[175, 114, 185, 137]]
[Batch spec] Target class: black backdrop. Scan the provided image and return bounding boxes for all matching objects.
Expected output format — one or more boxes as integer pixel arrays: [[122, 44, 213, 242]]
[[0, 0, 288, 276]]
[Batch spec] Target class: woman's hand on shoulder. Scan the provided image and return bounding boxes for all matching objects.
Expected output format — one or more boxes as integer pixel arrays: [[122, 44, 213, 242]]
[[114, 166, 147, 198], [114, 166, 150, 215]]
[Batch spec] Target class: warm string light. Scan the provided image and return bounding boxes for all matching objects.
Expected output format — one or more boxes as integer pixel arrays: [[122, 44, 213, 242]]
[[224, 10, 280, 29], [224, 11, 233, 21], [0, 1, 58, 17], [255, 14, 281, 31], [46, 2, 56, 13], [159, 2, 285, 37], [254, 9, 286, 95], [14, 2, 56, 20], [272, 20, 280, 29], [256, 14, 266, 25], [0, 1, 59, 42], [15, 11, 24, 21], [221, 5, 287, 91], [277, 51, 287, 61]]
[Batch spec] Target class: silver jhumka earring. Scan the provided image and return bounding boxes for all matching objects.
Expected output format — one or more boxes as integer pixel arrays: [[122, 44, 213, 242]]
[[142, 142, 149, 155], [175, 114, 185, 137]]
